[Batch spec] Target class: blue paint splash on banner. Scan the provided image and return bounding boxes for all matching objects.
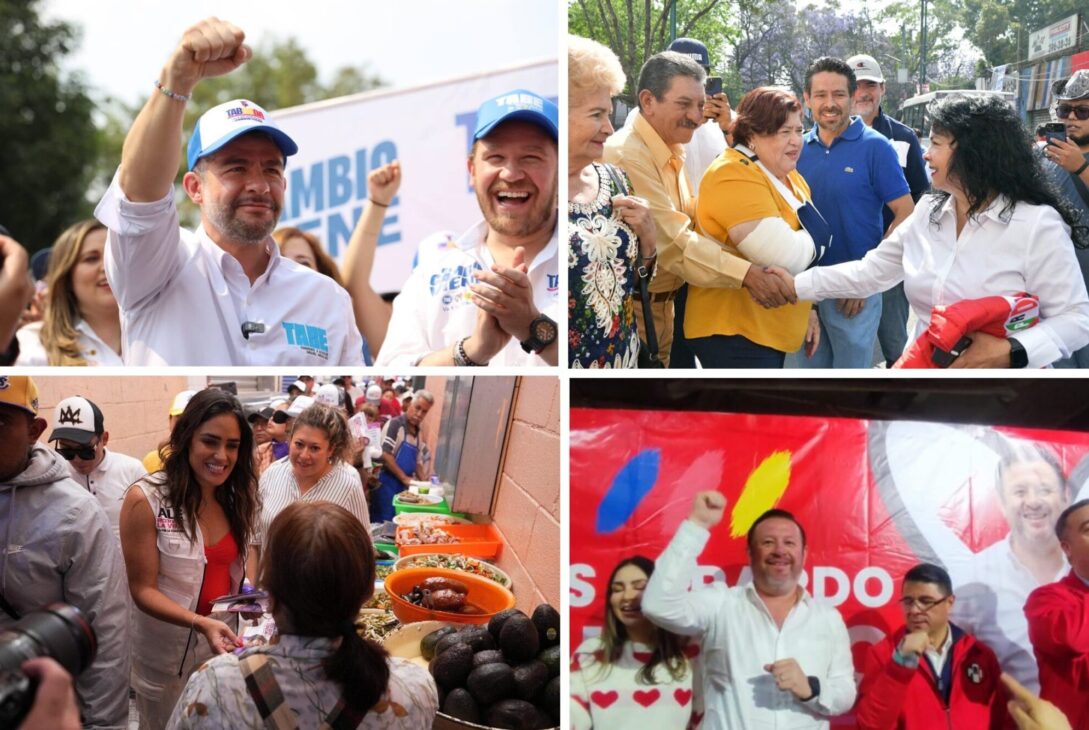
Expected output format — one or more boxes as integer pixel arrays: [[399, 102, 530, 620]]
[[596, 449, 661, 534]]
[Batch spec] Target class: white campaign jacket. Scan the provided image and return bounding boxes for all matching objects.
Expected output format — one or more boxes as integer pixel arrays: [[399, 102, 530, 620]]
[[130, 478, 244, 694], [0, 445, 131, 729]]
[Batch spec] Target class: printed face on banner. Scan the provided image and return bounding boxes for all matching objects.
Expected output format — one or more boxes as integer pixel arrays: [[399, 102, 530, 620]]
[[569, 409, 1089, 694]]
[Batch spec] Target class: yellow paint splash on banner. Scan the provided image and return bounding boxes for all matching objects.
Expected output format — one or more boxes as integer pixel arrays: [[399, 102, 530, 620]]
[[730, 450, 792, 538]]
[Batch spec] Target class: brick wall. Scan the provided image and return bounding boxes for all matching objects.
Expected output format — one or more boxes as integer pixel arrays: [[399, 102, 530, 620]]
[[34, 375, 200, 463], [491, 377, 560, 614]]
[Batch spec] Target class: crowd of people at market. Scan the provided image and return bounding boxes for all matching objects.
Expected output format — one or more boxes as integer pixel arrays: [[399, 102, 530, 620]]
[[0, 374, 441, 728]]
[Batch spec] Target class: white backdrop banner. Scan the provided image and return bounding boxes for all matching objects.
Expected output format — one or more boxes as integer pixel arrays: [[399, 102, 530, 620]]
[[273, 60, 557, 294]]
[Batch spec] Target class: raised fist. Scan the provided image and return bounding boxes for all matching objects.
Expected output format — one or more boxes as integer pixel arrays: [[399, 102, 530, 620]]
[[690, 490, 727, 529], [166, 17, 251, 94], [368, 161, 402, 207]]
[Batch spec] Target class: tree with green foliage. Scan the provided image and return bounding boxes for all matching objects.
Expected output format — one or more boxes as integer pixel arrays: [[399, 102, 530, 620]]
[[568, 0, 729, 104], [0, 0, 98, 253]]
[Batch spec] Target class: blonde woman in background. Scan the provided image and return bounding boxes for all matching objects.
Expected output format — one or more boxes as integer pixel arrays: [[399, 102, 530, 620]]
[[16, 220, 122, 365]]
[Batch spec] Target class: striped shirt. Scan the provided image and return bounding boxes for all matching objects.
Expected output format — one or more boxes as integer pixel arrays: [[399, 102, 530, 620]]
[[253, 459, 371, 546]]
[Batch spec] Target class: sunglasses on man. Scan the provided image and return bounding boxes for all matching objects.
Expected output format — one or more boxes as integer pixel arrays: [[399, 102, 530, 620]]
[[1057, 104, 1089, 121], [56, 442, 98, 461]]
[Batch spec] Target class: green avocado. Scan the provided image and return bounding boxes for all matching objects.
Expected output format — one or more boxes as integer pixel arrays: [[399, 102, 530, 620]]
[[472, 649, 506, 668], [512, 660, 549, 701], [484, 698, 553, 730], [420, 626, 458, 661], [537, 645, 561, 678], [499, 614, 540, 664], [459, 626, 497, 653], [434, 631, 469, 657]]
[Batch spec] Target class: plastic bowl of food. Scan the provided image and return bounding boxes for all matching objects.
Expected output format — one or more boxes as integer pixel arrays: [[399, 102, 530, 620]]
[[393, 553, 512, 590], [384, 567, 515, 625]]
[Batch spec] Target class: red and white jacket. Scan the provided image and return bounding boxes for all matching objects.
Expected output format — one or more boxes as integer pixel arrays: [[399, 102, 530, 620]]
[[1025, 571, 1089, 730], [855, 625, 1009, 730]]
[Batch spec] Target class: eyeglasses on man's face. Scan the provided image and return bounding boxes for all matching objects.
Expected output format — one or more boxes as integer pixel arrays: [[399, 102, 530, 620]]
[[897, 594, 951, 612]]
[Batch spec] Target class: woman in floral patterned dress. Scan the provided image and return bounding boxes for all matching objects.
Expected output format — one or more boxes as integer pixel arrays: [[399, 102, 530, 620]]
[[568, 35, 658, 368]]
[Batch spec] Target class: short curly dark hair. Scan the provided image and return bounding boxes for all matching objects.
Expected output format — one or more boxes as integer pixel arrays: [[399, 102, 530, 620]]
[[927, 94, 1087, 247], [731, 87, 802, 148]]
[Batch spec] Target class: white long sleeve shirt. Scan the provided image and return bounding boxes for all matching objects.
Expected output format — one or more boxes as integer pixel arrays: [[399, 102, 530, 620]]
[[95, 172, 364, 366], [65, 448, 147, 544], [375, 220, 559, 367], [794, 194, 1089, 368], [642, 520, 857, 729]]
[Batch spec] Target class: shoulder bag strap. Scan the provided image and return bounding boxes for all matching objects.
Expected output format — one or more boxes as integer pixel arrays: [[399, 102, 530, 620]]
[[600, 164, 662, 365]]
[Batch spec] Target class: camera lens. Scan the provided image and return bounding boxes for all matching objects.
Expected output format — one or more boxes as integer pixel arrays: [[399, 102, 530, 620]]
[[0, 603, 97, 676]]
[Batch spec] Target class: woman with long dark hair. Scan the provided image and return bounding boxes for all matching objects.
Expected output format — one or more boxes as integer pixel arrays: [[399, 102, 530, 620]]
[[120, 388, 260, 729], [782, 93, 1089, 368], [167, 500, 438, 729], [570, 555, 695, 729]]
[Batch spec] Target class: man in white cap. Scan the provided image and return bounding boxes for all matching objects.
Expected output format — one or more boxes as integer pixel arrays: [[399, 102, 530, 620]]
[[1044, 69, 1089, 369], [846, 53, 929, 368], [377, 89, 560, 367], [0, 377, 131, 729], [142, 389, 196, 473], [94, 17, 363, 366], [48, 396, 146, 543]]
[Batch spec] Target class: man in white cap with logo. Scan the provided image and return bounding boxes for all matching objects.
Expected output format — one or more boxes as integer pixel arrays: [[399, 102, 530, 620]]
[[48, 395, 146, 543], [846, 53, 929, 368], [94, 17, 363, 366], [0, 376, 130, 729], [377, 89, 560, 367]]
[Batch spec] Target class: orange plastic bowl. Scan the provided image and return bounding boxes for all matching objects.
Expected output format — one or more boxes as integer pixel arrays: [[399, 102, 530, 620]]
[[384, 567, 515, 625]]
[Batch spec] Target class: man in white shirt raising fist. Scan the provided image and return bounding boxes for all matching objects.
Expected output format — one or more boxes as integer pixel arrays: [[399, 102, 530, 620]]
[[642, 491, 856, 729]]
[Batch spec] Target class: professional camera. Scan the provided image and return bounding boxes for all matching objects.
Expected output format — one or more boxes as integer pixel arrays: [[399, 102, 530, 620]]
[[0, 603, 96, 728]]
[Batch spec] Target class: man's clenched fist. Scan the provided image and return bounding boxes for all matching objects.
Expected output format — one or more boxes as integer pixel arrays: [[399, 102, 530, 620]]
[[690, 490, 727, 529], [166, 17, 251, 95]]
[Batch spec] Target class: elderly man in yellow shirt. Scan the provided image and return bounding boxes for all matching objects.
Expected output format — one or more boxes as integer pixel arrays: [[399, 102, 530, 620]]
[[603, 51, 795, 367]]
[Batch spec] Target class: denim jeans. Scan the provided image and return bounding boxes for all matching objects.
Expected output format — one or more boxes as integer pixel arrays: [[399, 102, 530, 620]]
[[797, 294, 883, 369], [688, 334, 786, 369]]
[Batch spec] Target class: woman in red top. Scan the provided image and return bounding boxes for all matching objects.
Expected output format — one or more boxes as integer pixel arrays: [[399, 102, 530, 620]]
[[120, 389, 260, 729]]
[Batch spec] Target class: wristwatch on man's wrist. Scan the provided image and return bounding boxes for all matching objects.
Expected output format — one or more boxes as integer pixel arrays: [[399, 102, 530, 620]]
[[520, 314, 557, 354], [1008, 337, 1028, 369]]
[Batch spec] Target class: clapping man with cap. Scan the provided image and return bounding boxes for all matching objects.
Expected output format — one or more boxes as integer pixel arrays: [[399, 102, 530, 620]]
[[0, 377, 130, 729], [49, 396, 147, 544], [94, 17, 364, 366], [376, 89, 560, 367]]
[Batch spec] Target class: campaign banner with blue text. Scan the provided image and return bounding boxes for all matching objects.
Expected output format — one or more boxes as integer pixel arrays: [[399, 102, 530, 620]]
[[273, 60, 557, 293]]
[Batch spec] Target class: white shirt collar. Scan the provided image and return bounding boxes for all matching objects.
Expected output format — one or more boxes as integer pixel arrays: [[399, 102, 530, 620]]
[[195, 225, 280, 281], [457, 219, 559, 276]]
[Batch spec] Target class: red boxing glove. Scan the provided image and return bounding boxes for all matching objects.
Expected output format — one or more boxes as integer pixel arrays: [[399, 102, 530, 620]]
[[895, 293, 1040, 368]]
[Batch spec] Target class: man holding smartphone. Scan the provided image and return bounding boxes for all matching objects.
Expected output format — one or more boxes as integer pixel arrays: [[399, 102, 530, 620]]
[[1043, 70, 1089, 368]]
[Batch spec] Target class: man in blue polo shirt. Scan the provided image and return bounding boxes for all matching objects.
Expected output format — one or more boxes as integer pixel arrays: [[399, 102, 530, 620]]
[[847, 53, 930, 368], [797, 56, 914, 369]]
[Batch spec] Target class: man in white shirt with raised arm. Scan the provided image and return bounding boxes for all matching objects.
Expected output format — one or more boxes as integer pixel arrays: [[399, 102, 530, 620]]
[[642, 491, 857, 729], [95, 17, 363, 366]]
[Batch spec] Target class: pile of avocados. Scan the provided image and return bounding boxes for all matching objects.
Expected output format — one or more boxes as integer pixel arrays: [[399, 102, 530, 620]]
[[423, 603, 560, 729]]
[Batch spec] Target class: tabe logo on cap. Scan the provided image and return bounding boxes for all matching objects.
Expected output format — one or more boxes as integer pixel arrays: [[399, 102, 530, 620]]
[[187, 98, 300, 170], [472, 89, 558, 144]]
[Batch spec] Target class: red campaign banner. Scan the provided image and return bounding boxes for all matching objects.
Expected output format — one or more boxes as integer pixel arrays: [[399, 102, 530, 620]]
[[569, 408, 1089, 695]]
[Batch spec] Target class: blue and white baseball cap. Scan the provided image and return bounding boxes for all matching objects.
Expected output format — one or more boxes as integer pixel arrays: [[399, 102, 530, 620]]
[[187, 98, 298, 170], [668, 38, 711, 70], [472, 89, 558, 143]]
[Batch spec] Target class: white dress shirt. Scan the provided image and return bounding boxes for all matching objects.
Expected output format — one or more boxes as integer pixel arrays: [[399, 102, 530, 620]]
[[15, 319, 124, 366], [642, 520, 857, 729], [375, 220, 559, 367], [794, 194, 1089, 368], [253, 459, 370, 547], [94, 172, 364, 366], [65, 449, 148, 544]]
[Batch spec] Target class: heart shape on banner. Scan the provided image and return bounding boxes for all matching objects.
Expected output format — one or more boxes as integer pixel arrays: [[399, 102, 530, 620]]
[[633, 689, 660, 707], [591, 690, 619, 709]]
